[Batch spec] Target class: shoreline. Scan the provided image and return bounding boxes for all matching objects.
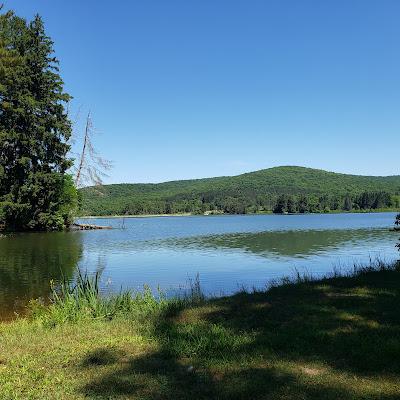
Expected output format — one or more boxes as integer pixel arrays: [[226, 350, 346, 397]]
[[78, 209, 399, 219]]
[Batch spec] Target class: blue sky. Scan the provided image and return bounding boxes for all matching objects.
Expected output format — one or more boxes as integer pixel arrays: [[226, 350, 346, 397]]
[[8, 0, 400, 183]]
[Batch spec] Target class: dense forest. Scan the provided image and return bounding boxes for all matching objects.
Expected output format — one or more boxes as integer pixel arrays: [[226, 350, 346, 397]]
[[80, 166, 400, 216]]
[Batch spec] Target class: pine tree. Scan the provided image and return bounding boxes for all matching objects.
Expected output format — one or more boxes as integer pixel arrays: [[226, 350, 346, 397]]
[[0, 11, 76, 230], [273, 194, 287, 214], [343, 194, 352, 211], [297, 195, 308, 213], [287, 195, 297, 213]]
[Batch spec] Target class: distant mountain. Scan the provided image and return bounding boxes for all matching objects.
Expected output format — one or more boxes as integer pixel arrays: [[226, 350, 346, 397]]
[[79, 166, 400, 216]]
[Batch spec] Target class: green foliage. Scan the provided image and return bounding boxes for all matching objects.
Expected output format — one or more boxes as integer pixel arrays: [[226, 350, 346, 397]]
[[59, 174, 79, 225], [273, 194, 288, 213], [0, 10, 75, 231], [80, 166, 400, 216], [343, 194, 352, 211]]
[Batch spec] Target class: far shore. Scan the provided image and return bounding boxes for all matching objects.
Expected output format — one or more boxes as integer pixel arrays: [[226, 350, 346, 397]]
[[78, 213, 194, 219], [78, 208, 399, 219]]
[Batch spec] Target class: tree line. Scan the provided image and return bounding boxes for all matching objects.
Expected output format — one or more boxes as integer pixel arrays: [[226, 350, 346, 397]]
[[272, 191, 396, 214], [80, 189, 399, 216]]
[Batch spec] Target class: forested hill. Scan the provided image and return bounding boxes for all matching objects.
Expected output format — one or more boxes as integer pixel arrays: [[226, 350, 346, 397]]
[[79, 166, 400, 216]]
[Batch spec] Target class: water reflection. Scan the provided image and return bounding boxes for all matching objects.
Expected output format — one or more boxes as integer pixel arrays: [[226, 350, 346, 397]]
[[166, 228, 395, 258], [79, 226, 397, 299], [0, 213, 398, 319], [0, 232, 83, 319]]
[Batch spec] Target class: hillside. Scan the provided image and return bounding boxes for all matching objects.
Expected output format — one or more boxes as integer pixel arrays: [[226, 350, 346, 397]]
[[79, 166, 400, 216]]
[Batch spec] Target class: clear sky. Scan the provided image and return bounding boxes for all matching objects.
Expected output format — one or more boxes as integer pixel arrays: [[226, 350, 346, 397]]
[[7, 0, 400, 183]]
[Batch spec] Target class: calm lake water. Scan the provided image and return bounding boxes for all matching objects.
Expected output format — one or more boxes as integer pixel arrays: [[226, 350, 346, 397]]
[[0, 212, 398, 319]]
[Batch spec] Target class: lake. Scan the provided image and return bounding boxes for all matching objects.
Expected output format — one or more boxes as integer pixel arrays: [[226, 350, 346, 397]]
[[0, 212, 398, 320]]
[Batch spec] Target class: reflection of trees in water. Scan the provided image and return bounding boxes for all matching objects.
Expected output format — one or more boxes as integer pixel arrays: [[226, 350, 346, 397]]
[[0, 232, 83, 318], [169, 229, 394, 258]]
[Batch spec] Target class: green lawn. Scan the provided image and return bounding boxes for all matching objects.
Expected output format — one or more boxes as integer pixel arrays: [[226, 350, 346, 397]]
[[1, 265, 400, 399]]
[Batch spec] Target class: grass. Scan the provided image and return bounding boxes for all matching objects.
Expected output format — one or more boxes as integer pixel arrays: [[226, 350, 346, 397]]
[[1, 261, 400, 399]]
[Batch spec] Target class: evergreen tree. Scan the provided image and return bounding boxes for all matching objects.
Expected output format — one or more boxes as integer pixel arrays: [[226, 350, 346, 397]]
[[343, 194, 352, 211], [286, 195, 297, 213], [320, 195, 332, 212], [273, 194, 287, 214], [0, 11, 76, 230], [297, 195, 308, 213]]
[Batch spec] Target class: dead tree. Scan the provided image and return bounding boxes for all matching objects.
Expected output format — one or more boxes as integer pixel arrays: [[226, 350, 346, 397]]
[[73, 111, 112, 189]]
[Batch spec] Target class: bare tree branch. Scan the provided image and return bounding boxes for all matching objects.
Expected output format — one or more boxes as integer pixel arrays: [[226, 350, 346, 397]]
[[73, 111, 112, 189]]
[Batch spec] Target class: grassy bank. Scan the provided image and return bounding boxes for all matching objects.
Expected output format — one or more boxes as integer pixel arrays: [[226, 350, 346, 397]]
[[1, 262, 400, 399]]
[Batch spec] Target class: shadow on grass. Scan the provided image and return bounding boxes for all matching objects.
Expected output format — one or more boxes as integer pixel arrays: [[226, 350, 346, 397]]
[[81, 348, 125, 367], [80, 269, 400, 399]]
